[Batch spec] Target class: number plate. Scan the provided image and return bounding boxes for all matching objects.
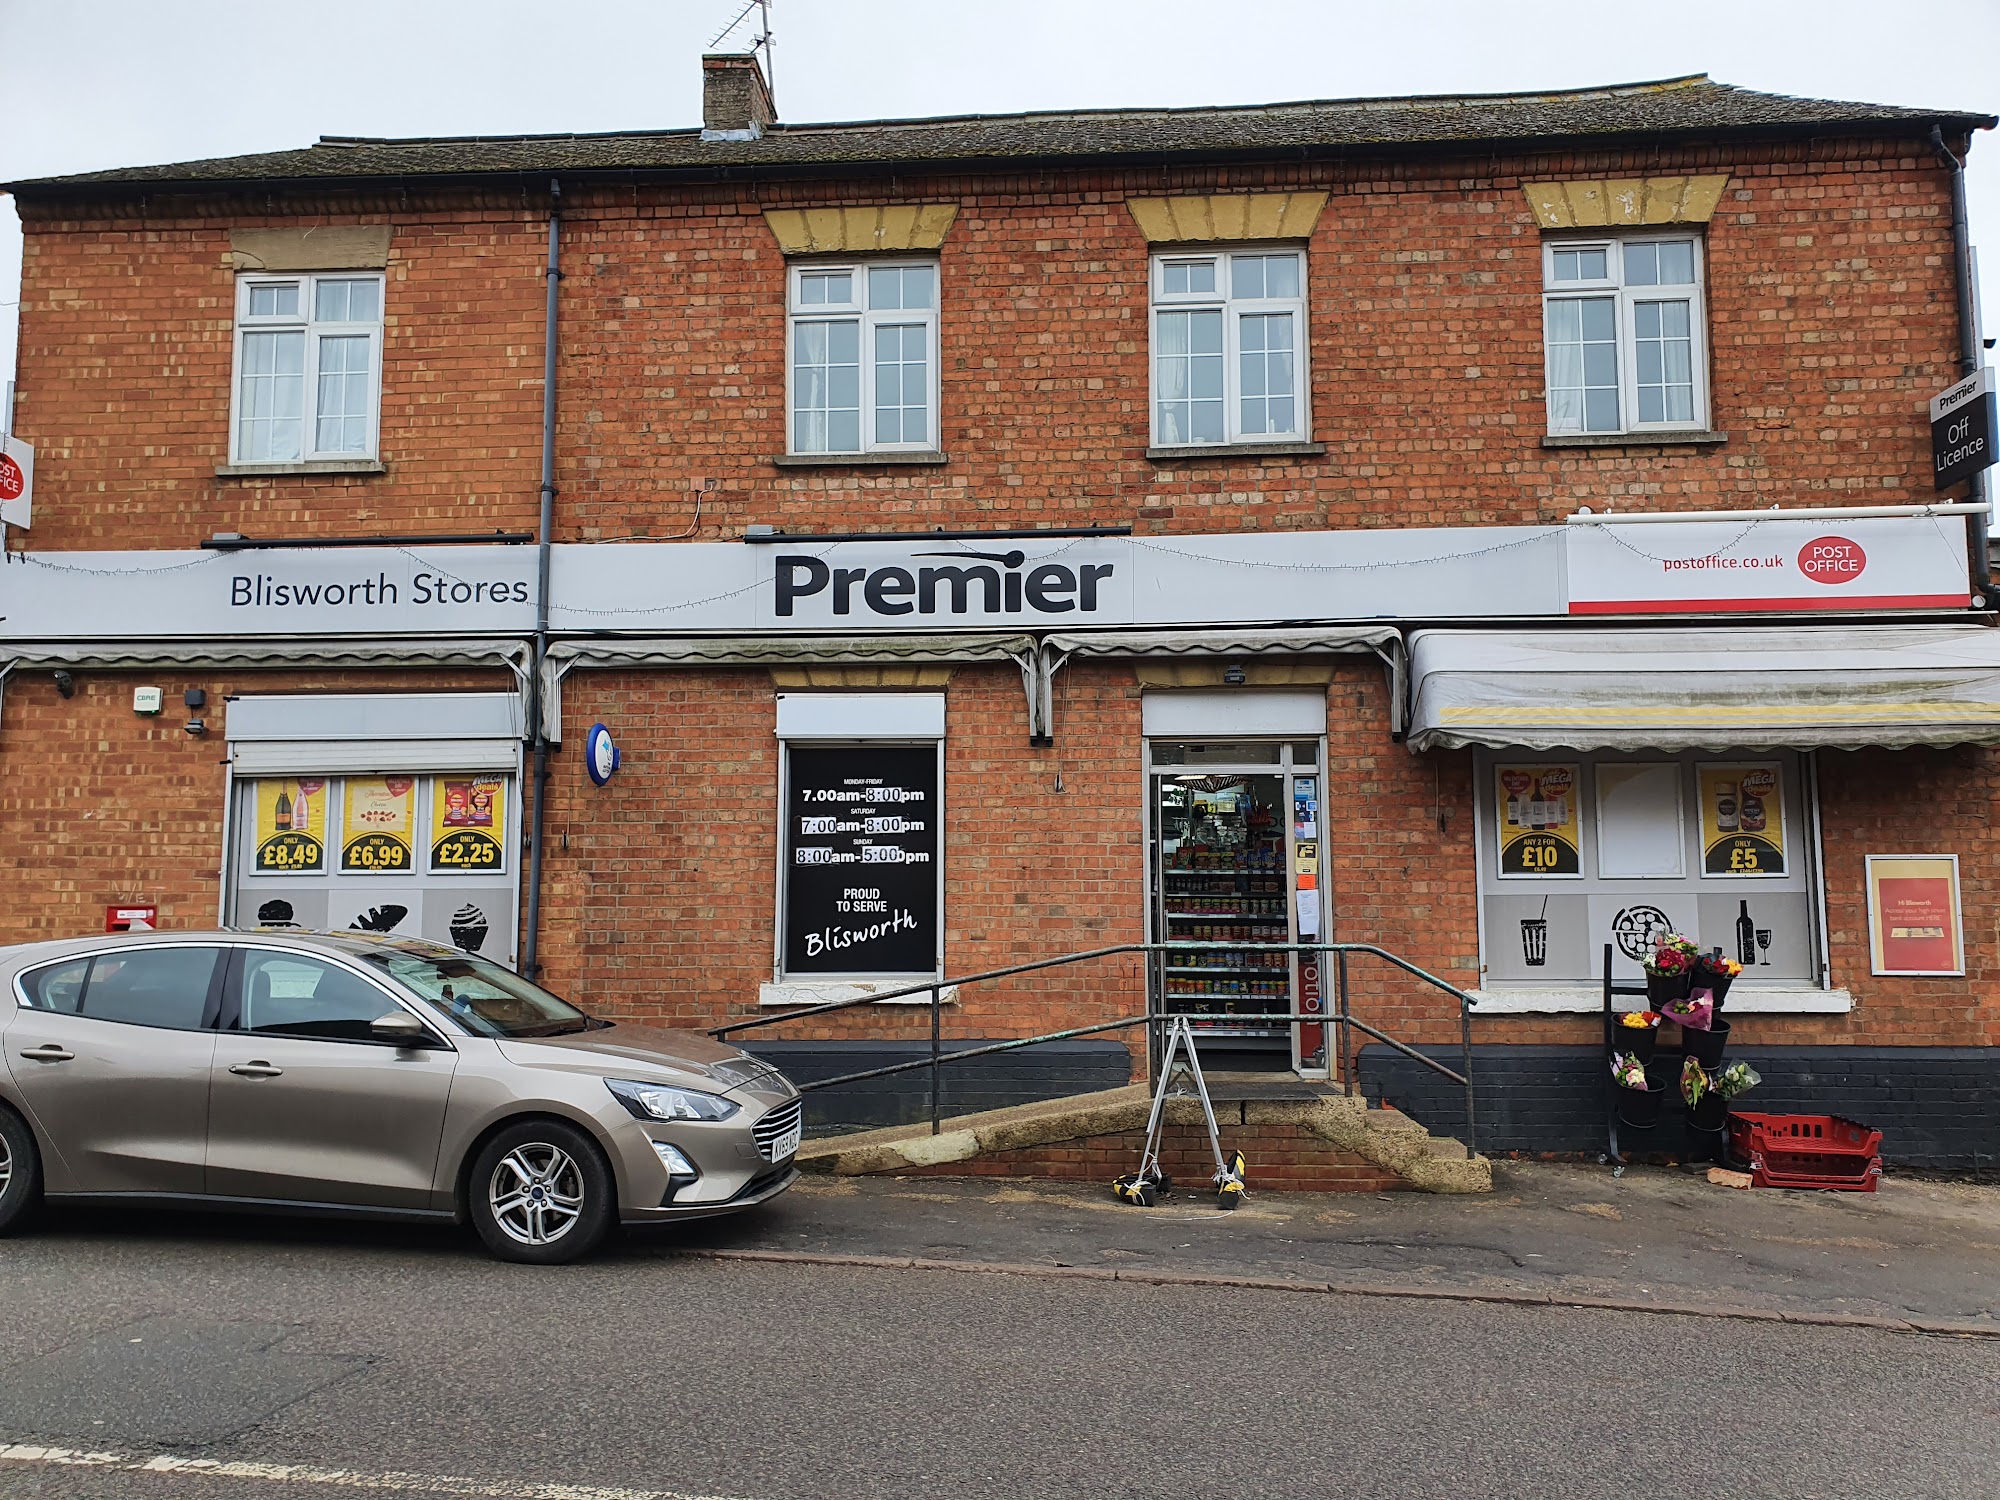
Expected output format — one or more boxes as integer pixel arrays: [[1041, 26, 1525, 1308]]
[[764, 1122, 803, 1162]]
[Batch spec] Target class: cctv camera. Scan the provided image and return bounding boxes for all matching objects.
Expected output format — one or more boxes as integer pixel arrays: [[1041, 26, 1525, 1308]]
[[52, 670, 75, 698]]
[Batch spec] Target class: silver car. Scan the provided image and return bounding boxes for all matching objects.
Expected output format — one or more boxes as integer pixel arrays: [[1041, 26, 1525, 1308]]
[[0, 931, 800, 1263]]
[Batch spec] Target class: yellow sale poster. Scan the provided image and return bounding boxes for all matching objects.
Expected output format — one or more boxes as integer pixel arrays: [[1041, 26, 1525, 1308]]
[[341, 776, 417, 873], [1698, 763, 1787, 876], [429, 775, 508, 874], [1495, 764, 1580, 877], [253, 777, 328, 874]]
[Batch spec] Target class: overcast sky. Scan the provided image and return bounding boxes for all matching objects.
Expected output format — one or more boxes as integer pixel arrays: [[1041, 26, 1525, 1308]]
[[3, 0, 1997, 396]]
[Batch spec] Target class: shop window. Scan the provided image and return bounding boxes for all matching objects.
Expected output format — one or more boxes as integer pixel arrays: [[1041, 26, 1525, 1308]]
[[228, 774, 516, 962], [787, 260, 939, 454], [1541, 236, 1706, 436], [1477, 751, 1819, 988], [775, 694, 943, 981], [1149, 248, 1308, 446], [231, 272, 385, 464]]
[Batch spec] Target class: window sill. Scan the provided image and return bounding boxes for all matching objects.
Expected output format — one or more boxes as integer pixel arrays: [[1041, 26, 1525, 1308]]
[[215, 460, 387, 478], [759, 979, 956, 1008], [1541, 431, 1728, 450], [1146, 441, 1326, 461], [1467, 985, 1852, 1015], [770, 451, 949, 468]]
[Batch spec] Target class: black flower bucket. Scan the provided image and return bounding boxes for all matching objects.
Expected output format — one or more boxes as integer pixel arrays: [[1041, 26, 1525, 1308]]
[[1645, 969, 1693, 1006], [1682, 1017, 1731, 1069], [1696, 969, 1736, 1015], [1688, 1089, 1728, 1131], [1616, 1072, 1667, 1130], [1616, 1018, 1660, 1064]]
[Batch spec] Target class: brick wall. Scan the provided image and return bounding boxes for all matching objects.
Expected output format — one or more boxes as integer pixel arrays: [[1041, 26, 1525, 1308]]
[[12, 136, 1963, 551], [0, 669, 509, 944]]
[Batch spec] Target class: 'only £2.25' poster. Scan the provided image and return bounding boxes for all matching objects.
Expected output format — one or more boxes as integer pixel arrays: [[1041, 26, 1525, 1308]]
[[429, 776, 508, 874], [1495, 764, 1580, 877]]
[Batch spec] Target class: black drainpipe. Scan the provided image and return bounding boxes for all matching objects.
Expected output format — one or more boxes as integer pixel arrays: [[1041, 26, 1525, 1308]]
[[523, 178, 562, 978], [1931, 125, 1992, 597]]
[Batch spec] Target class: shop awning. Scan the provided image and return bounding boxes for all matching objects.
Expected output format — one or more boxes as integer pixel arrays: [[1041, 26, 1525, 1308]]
[[1407, 625, 2000, 752], [1041, 626, 1399, 657], [539, 634, 1037, 740]]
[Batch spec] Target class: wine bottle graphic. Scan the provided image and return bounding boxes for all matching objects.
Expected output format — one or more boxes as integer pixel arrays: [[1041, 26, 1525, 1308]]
[[273, 790, 293, 831], [1735, 899, 1757, 966]]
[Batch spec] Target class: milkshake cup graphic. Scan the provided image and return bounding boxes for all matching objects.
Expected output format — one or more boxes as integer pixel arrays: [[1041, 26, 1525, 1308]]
[[1520, 918, 1548, 967]]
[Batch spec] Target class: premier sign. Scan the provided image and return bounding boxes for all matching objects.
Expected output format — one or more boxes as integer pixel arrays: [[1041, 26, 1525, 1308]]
[[1931, 367, 1997, 491], [774, 551, 1117, 618]]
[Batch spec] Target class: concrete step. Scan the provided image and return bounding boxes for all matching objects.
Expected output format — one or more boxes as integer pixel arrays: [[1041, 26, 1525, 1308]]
[[798, 1083, 1491, 1194]]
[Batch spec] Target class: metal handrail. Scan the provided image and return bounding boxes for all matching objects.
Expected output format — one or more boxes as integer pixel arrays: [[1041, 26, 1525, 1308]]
[[712, 940, 1479, 1156]]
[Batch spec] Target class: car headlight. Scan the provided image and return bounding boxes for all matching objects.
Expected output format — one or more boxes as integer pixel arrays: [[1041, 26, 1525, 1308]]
[[606, 1078, 739, 1122]]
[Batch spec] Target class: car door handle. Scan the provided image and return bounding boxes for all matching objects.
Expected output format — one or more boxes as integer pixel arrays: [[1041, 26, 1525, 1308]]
[[17, 1045, 75, 1063], [227, 1062, 284, 1079]]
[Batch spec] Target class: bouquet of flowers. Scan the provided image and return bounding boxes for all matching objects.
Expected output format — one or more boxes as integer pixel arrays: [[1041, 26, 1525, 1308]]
[[1644, 933, 1702, 977], [1618, 1010, 1662, 1030], [1713, 1061, 1762, 1101], [1681, 1057, 1711, 1108], [1695, 950, 1743, 981], [1658, 992, 1715, 1031], [1610, 1052, 1650, 1090]]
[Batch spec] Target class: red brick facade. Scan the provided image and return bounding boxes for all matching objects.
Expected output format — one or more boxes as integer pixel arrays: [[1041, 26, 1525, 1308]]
[[4, 92, 1996, 1122]]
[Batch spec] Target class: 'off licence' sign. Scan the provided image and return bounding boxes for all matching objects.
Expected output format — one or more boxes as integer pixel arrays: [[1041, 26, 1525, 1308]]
[[1931, 367, 1997, 491]]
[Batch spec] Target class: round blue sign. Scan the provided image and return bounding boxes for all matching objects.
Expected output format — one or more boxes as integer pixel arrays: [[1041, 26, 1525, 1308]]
[[585, 723, 621, 786]]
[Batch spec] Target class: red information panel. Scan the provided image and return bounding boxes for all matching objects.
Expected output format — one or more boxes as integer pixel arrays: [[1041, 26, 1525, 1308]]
[[105, 904, 158, 933], [1867, 856, 1963, 976]]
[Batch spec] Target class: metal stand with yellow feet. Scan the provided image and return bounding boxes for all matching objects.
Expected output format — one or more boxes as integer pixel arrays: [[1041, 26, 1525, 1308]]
[[1112, 1015, 1248, 1209]]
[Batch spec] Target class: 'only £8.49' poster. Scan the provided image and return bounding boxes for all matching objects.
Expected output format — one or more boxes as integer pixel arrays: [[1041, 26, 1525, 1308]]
[[253, 778, 328, 874], [1495, 764, 1581, 877]]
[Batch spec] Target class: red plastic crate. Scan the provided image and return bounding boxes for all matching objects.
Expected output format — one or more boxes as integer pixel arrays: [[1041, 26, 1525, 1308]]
[[1726, 1112, 1884, 1192]]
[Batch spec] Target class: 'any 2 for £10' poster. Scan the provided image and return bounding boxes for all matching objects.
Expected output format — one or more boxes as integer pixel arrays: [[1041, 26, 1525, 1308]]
[[1495, 764, 1580, 877]]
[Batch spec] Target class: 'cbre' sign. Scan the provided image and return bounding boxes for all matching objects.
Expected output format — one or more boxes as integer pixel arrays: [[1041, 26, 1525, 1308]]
[[775, 549, 1116, 617]]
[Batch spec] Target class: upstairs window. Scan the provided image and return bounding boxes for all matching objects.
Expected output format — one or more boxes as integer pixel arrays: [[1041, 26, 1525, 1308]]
[[1150, 248, 1307, 447], [788, 261, 939, 454], [1542, 237, 1706, 436], [231, 273, 384, 464]]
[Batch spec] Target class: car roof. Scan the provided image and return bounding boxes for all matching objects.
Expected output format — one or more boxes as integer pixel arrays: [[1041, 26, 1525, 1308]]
[[0, 928, 466, 974]]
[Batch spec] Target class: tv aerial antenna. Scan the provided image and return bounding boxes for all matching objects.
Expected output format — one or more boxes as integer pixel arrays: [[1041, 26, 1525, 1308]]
[[709, 0, 775, 95]]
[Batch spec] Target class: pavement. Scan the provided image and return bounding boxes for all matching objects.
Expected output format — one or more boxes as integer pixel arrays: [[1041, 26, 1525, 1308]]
[[665, 1158, 2000, 1332], [0, 1163, 1997, 1499]]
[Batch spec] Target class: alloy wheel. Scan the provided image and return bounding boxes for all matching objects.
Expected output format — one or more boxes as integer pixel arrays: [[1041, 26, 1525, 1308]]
[[0, 1131, 10, 1197], [487, 1143, 585, 1246]]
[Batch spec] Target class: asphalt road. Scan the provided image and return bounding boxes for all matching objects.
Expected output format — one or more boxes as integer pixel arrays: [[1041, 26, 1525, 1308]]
[[2, 1207, 1998, 1500]]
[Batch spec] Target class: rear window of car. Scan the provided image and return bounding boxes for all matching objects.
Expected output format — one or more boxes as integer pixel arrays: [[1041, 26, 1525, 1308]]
[[15, 948, 220, 1031], [17, 957, 88, 1012]]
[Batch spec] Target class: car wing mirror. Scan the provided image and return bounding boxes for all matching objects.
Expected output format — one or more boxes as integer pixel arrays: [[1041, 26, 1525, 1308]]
[[369, 1010, 434, 1047]]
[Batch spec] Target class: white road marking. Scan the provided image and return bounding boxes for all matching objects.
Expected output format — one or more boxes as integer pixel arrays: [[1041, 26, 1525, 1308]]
[[0, 1442, 762, 1500]]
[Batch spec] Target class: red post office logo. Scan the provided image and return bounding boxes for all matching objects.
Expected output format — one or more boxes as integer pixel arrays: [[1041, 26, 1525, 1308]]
[[0, 454, 23, 502], [1797, 535, 1866, 585]]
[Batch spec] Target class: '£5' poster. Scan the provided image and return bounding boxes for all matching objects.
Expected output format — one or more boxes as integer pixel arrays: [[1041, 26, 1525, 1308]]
[[429, 776, 508, 875]]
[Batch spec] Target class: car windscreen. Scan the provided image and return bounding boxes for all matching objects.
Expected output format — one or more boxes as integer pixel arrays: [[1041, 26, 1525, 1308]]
[[358, 947, 600, 1038]]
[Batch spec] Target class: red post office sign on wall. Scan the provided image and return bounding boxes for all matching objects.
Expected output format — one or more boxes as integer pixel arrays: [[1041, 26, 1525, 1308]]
[[104, 904, 158, 933]]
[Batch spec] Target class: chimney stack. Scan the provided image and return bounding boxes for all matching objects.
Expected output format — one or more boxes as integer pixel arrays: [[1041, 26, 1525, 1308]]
[[702, 53, 776, 142]]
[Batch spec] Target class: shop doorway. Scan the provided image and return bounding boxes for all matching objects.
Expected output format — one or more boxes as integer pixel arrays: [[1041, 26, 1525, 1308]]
[[1146, 739, 1327, 1077]]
